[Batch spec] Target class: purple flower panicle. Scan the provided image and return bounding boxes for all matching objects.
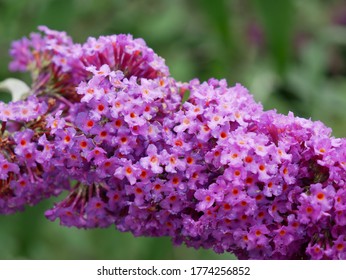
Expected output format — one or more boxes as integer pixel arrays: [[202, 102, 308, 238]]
[[0, 97, 69, 214], [43, 74, 346, 259], [9, 26, 169, 102], [44, 68, 183, 228], [2, 26, 346, 260]]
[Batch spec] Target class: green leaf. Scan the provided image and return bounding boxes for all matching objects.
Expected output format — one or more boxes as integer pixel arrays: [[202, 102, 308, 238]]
[[253, 0, 295, 75], [198, 0, 232, 47]]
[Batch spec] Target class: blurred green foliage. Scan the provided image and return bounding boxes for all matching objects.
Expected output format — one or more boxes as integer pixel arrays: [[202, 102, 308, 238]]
[[1, 0, 346, 259]]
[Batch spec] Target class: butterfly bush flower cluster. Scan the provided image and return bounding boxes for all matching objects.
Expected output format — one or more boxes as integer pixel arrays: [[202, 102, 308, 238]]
[[9, 26, 168, 101], [0, 95, 70, 213], [44, 71, 182, 228], [1, 27, 346, 260], [1, 26, 169, 214]]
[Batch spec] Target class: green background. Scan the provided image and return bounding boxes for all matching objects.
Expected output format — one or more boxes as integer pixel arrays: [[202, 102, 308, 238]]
[[0, 0, 346, 259]]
